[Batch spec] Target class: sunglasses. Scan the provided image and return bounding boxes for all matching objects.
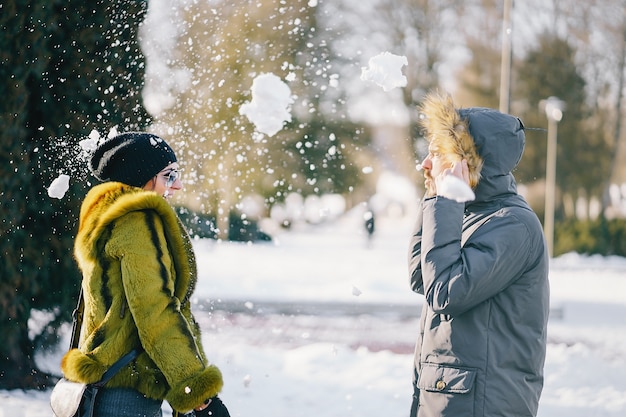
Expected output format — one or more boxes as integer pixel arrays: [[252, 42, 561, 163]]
[[163, 169, 181, 188]]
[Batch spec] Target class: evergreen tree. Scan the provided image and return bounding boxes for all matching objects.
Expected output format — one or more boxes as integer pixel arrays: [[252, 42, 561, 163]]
[[455, 34, 501, 109], [453, 0, 504, 109], [0, 0, 149, 389], [515, 32, 610, 216]]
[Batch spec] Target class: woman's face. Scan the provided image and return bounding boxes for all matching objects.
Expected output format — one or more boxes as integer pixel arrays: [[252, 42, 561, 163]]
[[143, 162, 182, 198]]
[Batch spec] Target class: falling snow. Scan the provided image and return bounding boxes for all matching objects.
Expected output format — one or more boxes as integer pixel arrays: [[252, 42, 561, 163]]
[[19, 3, 626, 417]]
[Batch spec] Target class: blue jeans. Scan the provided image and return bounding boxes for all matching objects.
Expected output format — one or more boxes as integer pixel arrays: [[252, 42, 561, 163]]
[[81, 387, 163, 417]]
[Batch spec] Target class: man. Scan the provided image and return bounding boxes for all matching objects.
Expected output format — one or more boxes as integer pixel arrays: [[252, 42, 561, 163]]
[[408, 92, 550, 417]]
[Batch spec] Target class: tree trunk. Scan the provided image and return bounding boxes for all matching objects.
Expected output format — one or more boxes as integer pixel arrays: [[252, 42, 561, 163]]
[[603, 6, 626, 213]]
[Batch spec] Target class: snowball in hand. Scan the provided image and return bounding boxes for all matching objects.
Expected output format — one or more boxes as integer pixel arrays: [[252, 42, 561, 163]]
[[48, 174, 70, 199], [360, 52, 408, 92], [239, 73, 293, 137], [437, 175, 475, 203]]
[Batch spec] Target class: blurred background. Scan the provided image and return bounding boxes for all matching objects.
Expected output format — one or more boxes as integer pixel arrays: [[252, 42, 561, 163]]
[[2, 0, 626, 389]]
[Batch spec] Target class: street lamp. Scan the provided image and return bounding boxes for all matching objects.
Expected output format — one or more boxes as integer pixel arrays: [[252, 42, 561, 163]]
[[499, 0, 513, 114], [540, 96, 565, 257]]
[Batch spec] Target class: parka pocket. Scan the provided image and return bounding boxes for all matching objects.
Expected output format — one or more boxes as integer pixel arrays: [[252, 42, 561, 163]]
[[416, 363, 477, 416], [417, 362, 476, 393]]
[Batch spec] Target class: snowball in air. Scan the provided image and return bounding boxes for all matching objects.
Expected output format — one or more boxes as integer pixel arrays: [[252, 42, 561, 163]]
[[240, 73, 293, 137], [48, 174, 70, 199], [360, 52, 408, 92], [437, 175, 475, 203], [352, 286, 362, 297], [79, 129, 101, 152]]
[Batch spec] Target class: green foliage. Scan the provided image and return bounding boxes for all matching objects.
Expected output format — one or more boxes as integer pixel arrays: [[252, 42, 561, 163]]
[[455, 39, 501, 109], [554, 218, 626, 257], [176, 207, 272, 242], [0, 0, 149, 389], [452, 0, 506, 109], [515, 32, 611, 198], [150, 0, 369, 237]]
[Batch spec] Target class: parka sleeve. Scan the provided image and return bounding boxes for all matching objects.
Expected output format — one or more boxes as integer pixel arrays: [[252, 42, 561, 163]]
[[421, 197, 537, 316], [107, 210, 222, 413], [408, 198, 426, 294]]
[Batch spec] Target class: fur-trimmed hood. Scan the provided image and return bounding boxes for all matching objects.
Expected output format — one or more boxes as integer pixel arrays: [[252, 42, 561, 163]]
[[419, 92, 526, 203]]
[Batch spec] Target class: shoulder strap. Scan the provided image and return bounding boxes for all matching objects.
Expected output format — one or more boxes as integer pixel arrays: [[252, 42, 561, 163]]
[[70, 286, 85, 350], [94, 348, 143, 388]]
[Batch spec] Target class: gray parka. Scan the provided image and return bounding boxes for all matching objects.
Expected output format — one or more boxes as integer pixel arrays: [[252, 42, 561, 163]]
[[409, 108, 550, 417]]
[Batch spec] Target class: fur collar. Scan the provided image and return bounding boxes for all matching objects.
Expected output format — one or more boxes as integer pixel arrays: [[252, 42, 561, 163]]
[[74, 182, 196, 302]]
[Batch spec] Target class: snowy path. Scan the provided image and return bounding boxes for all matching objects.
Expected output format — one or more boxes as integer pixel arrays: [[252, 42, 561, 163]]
[[3, 214, 626, 416], [200, 298, 626, 417], [196, 299, 421, 354], [3, 296, 626, 417]]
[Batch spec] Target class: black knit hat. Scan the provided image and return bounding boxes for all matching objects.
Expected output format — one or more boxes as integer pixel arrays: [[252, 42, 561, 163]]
[[89, 132, 177, 187]]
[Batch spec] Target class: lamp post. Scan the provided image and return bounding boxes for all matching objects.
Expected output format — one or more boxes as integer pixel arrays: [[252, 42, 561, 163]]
[[499, 0, 513, 114], [540, 97, 565, 257]]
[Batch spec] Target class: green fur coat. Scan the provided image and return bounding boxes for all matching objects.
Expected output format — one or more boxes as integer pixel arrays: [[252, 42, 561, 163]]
[[62, 182, 223, 413]]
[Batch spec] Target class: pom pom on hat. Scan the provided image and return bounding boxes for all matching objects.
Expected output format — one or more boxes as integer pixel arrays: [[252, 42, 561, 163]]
[[89, 132, 177, 187]]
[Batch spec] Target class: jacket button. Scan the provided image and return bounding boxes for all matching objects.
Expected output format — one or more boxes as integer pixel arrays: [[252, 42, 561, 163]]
[[436, 380, 446, 390]]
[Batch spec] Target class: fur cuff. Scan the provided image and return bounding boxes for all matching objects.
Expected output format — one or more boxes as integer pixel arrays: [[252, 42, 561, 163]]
[[166, 365, 224, 413], [61, 348, 108, 384]]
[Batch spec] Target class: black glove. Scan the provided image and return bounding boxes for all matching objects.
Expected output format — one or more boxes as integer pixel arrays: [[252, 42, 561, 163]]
[[194, 396, 231, 417]]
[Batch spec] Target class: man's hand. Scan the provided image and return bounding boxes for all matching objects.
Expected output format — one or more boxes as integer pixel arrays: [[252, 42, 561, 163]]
[[435, 160, 475, 203], [447, 159, 470, 184]]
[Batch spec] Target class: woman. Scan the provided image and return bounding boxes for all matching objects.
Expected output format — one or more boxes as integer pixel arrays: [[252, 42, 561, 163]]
[[61, 132, 229, 416]]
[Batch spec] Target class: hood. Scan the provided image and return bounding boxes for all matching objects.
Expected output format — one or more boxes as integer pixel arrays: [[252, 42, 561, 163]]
[[457, 107, 526, 203], [418, 92, 526, 204]]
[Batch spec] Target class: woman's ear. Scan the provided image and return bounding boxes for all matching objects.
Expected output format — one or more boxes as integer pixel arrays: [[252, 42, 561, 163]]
[[143, 177, 157, 191]]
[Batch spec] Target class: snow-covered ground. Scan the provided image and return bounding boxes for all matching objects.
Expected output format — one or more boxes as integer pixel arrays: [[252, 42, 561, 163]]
[[3, 209, 626, 417]]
